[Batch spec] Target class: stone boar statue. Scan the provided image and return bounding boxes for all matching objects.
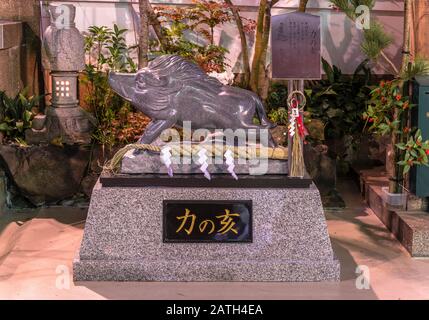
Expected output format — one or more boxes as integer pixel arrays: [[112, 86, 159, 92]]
[[109, 55, 276, 146]]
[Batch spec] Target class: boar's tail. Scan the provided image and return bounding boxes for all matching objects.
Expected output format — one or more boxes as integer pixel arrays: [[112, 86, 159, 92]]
[[253, 96, 276, 129]]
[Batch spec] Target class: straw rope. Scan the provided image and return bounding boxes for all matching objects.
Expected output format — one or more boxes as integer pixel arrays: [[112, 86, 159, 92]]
[[104, 143, 288, 172]]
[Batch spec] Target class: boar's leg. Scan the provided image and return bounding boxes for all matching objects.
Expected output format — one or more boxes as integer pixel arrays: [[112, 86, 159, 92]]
[[138, 119, 176, 144]]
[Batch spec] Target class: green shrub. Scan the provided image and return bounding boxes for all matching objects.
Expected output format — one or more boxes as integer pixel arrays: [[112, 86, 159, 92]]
[[82, 24, 141, 149], [305, 58, 372, 140], [154, 0, 231, 73], [0, 88, 44, 143], [266, 82, 288, 114]]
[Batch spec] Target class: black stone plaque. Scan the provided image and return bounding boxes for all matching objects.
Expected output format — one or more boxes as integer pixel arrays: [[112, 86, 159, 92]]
[[163, 200, 252, 243], [271, 12, 321, 79]]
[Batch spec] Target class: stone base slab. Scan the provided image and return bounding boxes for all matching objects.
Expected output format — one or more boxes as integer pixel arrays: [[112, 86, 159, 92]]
[[121, 151, 288, 176], [74, 259, 339, 282], [74, 180, 340, 282]]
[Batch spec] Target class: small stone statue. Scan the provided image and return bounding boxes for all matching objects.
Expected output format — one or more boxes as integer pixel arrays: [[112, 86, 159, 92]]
[[42, 4, 85, 71], [109, 55, 276, 146], [27, 4, 95, 145]]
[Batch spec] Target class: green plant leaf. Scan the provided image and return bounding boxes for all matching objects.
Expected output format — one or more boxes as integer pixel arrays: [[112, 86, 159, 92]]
[[403, 165, 411, 174], [322, 58, 335, 83], [396, 143, 406, 150], [0, 122, 10, 132], [23, 110, 33, 123]]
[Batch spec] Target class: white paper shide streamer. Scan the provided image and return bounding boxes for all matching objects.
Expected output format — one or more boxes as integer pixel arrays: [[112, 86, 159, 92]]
[[160, 146, 174, 177], [224, 150, 238, 180], [289, 107, 299, 137], [197, 148, 211, 180]]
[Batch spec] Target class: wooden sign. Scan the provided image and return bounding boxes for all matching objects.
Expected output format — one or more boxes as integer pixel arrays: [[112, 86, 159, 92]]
[[271, 12, 321, 80], [163, 200, 252, 243]]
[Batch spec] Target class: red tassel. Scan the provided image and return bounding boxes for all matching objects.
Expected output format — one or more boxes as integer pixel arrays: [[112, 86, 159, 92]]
[[296, 115, 308, 137]]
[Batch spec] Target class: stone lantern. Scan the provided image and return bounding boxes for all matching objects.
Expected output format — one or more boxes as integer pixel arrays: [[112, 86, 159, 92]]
[[38, 4, 94, 145]]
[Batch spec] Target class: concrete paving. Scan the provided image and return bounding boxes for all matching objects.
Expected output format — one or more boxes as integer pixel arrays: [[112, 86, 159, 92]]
[[0, 179, 429, 300]]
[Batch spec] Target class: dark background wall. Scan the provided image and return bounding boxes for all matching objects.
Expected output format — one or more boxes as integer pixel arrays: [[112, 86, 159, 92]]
[[0, 0, 43, 96]]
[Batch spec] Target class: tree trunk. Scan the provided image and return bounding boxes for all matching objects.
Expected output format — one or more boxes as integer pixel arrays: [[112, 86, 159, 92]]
[[257, 2, 272, 99], [224, 0, 250, 88], [147, 3, 169, 51], [388, 0, 412, 194], [299, 0, 309, 12], [138, 0, 150, 68], [401, 0, 412, 74], [250, 0, 268, 93], [414, 0, 429, 58]]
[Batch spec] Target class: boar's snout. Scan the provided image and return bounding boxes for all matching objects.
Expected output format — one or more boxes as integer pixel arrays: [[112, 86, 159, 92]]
[[108, 72, 136, 102]]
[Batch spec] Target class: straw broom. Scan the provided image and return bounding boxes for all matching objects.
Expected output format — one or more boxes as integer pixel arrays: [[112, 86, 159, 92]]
[[288, 90, 306, 178], [290, 133, 305, 177]]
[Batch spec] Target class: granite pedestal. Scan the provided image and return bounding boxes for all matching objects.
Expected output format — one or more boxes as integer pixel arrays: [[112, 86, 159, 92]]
[[73, 176, 340, 282]]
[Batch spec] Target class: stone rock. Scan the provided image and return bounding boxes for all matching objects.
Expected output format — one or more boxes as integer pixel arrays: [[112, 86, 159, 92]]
[[81, 174, 99, 197], [32, 114, 46, 130], [304, 144, 336, 191], [59, 199, 76, 207], [304, 144, 346, 208], [306, 119, 325, 141], [88, 144, 122, 174], [270, 125, 288, 146], [25, 128, 48, 145], [0, 144, 91, 205], [355, 134, 388, 168]]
